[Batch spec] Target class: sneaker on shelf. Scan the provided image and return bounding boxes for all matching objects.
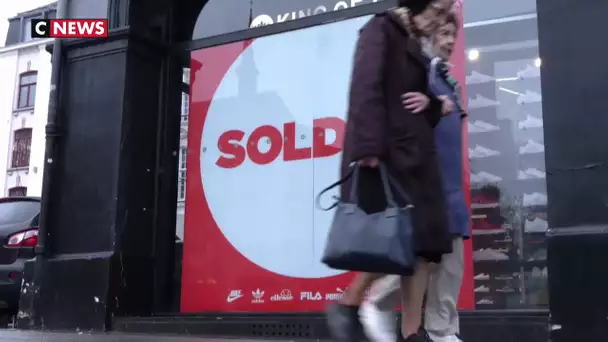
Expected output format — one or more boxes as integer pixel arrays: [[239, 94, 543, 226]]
[[471, 171, 502, 184], [360, 301, 396, 342], [523, 192, 548, 206], [496, 286, 516, 293], [476, 298, 494, 305], [473, 248, 509, 261], [525, 217, 549, 233], [518, 114, 543, 129], [473, 273, 490, 280], [516, 90, 542, 105], [466, 71, 495, 84], [519, 140, 545, 155], [518, 168, 546, 180], [468, 120, 500, 133], [468, 94, 500, 109], [474, 285, 490, 293], [495, 274, 516, 281], [472, 219, 504, 235], [469, 145, 501, 159]]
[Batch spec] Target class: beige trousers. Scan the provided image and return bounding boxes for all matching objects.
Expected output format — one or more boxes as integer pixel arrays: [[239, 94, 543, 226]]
[[367, 238, 464, 336]]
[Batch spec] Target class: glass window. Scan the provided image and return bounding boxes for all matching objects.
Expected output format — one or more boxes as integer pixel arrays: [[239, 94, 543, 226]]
[[179, 0, 547, 314], [8, 187, 27, 198], [464, 2, 547, 310], [12, 128, 33, 168], [17, 72, 38, 109], [0, 200, 39, 224]]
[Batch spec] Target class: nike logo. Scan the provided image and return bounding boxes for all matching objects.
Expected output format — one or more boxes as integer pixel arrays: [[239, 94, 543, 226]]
[[227, 293, 243, 302]]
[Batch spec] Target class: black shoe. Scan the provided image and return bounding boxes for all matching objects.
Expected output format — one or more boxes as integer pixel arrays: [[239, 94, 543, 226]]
[[326, 303, 363, 342], [418, 328, 433, 342], [399, 329, 431, 342]]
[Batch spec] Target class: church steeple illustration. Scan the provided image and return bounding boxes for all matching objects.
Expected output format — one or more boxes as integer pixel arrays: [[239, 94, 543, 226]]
[[236, 0, 259, 97]]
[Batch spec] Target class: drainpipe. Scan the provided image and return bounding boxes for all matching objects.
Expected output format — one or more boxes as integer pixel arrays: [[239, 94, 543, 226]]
[[30, 0, 67, 318]]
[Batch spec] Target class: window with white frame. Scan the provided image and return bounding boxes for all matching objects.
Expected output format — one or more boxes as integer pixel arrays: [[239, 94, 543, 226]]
[[17, 72, 37, 109]]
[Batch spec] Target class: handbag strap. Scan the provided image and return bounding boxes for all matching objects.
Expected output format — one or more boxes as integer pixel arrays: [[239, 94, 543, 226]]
[[315, 167, 354, 211], [315, 162, 414, 211]]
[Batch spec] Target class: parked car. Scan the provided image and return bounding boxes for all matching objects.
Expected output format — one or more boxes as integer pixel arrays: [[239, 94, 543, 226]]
[[0, 197, 40, 324]]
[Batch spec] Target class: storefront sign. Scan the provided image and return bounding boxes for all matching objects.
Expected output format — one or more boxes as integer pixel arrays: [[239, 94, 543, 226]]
[[250, 0, 384, 27], [183, 10, 473, 313]]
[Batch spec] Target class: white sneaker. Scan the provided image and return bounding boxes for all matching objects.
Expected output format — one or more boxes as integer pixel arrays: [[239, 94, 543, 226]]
[[468, 120, 500, 133], [428, 332, 463, 342], [466, 71, 495, 84], [519, 140, 545, 154], [473, 273, 490, 280], [468, 94, 500, 109], [516, 90, 542, 104], [359, 301, 396, 342]]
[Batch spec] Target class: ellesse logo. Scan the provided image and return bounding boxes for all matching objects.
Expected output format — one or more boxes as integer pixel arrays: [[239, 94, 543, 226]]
[[270, 289, 294, 301]]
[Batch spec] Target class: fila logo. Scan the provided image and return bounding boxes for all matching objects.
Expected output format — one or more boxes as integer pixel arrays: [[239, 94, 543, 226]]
[[31, 19, 108, 38], [300, 291, 322, 301]]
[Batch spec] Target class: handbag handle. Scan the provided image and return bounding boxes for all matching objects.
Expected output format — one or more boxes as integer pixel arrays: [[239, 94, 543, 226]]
[[349, 163, 398, 207], [316, 162, 413, 211]]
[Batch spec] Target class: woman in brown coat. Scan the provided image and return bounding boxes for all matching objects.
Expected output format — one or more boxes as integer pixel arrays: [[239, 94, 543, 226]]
[[327, 1, 455, 341]]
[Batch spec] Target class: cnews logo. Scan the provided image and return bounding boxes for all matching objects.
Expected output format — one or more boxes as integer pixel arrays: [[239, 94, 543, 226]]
[[31, 19, 108, 38]]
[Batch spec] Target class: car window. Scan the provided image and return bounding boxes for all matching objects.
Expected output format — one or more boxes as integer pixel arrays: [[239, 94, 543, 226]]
[[0, 201, 40, 225]]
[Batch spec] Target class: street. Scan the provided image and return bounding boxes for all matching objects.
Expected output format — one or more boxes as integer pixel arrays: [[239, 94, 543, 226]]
[[0, 330, 306, 342]]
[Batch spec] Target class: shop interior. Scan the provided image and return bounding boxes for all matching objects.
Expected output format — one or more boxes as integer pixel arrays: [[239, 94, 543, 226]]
[[464, 13, 548, 309]]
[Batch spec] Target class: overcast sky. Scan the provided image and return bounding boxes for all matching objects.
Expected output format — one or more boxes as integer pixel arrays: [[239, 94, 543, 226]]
[[0, 0, 55, 47]]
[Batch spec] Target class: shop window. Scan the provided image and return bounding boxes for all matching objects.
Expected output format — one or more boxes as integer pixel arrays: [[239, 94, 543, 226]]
[[464, 9, 547, 310], [8, 187, 27, 197], [12, 128, 32, 169], [177, 147, 187, 202], [181, 94, 189, 124], [182, 68, 190, 124], [17, 71, 37, 109]]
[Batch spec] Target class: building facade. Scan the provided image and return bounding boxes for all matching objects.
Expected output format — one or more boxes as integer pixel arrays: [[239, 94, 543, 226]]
[[11, 0, 608, 342], [0, 3, 190, 241], [0, 5, 55, 198]]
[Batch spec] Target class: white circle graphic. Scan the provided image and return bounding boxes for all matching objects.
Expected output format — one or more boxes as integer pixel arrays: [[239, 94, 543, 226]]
[[200, 17, 368, 278]]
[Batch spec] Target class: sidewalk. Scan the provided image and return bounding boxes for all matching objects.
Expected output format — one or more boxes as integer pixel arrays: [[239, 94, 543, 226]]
[[0, 330, 303, 342]]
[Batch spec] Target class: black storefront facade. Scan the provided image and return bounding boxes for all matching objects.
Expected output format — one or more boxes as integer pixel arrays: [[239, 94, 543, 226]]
[[12, 0, 608, 341]]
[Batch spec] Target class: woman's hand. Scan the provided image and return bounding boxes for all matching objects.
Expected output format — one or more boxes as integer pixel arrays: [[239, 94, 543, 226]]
[[401, 92, 430, 114], [358, 156, 380, 168], [438, 95, 455, 115]]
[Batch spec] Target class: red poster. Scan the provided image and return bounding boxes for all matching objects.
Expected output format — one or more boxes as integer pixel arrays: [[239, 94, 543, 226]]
[[182, 12, 473, 313]]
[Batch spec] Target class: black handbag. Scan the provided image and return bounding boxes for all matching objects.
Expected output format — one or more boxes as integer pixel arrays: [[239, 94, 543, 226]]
[[316, 163, 416, 276]]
